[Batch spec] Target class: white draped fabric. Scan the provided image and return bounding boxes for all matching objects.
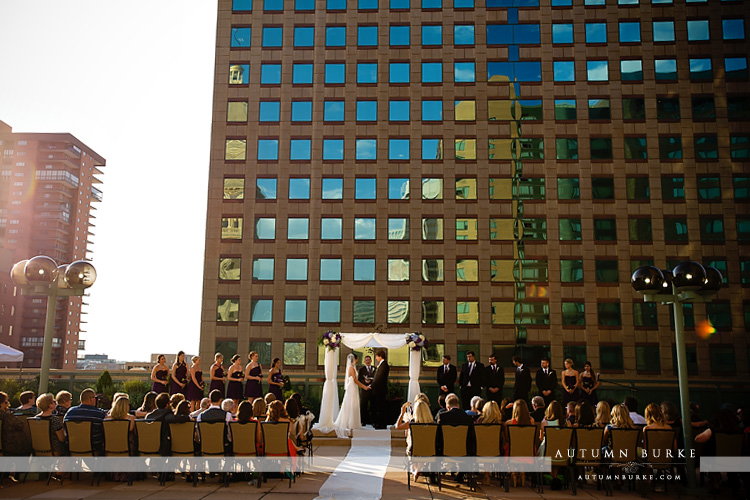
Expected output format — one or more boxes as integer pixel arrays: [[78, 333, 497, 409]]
[[312, 348, 340, 433]]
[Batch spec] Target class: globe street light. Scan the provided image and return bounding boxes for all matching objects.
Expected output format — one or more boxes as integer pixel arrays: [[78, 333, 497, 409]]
[[631, 261, 722, 490], [10, 256, 97, 395]]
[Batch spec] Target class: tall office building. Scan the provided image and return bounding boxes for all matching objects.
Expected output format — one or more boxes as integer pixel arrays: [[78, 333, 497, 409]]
[[0, 121, 105, 368], [201, 0, 749, 385]]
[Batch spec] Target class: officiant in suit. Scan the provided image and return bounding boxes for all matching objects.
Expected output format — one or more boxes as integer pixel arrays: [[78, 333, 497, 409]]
[[358, 355, 375, 425], [458, 351, 483, 410], [512, 355, 532, 403], [371, 350, 390, 429], [484, 353, 504, 403], [436, 355, 457, 398], [535, 356, 557, 406]]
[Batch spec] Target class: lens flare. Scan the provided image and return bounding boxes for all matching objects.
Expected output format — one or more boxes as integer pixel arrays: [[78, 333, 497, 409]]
[[696, 319, 716, 339]]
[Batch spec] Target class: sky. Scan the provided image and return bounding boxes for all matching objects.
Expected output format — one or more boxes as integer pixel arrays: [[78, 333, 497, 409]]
[[0, 1, 219, 361]]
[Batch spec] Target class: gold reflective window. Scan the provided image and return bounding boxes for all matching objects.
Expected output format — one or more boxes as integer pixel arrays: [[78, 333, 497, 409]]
[[227, 101, 249, 122], [221, 217, 243, 239], [456, 218, 478, 240], [217, 298, 239, 322], [422, 218, 444, 240], [422, 343, 445, 367], [387, 300, 409, 324], [515, 302, 550, 325], [488, 100, 514, 121], [456, 178, 477, 199], [489, 219, 516, 240], [388, 259, 410, 281], [223, 178, 245, 199], [422, 301, 445, 324], [283, 342, 305, 366], [490, 259, 515, 281], [455, 139, 477, 160], [457, 301, 479, 324], [515, 260, 548, 282], [422, 178, 443, 199], [488, 138, 513, 160], [455, 100, 476, 121], [491, 301, 514, 324], [388, 345, 410, 367], [489, 178, 513, 200], [422, 259, 444, 281], [456, 259, 479, 281], [225, 139, 247, 160], [219, 257, 241, 280]]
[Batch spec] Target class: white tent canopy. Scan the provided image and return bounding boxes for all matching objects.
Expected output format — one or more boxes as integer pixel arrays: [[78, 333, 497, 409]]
[[0, 342, 24, 362], [313, 332, 422, 433]]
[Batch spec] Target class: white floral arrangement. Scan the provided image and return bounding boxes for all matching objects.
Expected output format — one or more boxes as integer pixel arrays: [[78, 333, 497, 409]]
[[318, 330, 342, 351], [405, 331, 427, 351]]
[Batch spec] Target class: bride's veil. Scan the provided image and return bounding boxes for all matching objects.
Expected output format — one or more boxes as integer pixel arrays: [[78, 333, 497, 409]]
[[345, 353, 355, 376]]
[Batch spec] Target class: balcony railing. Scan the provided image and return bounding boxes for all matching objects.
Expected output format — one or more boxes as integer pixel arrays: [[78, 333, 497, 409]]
[[36, 170, 79, 187]]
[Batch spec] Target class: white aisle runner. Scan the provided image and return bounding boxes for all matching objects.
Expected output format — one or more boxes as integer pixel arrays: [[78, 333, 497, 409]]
[[314, 428, 392, 500]]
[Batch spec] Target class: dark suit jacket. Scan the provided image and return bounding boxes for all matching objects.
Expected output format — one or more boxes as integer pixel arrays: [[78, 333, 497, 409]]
[[372, 361, 389, 398], [436, 407, 474, 426], [483, 364, 505, 390], [358, 364, 375, 387], [458, 362, 484, 391], [530, 408, 545, 423], [512, 365, 533, 401], [535, 368, 558, 396], [199, 407, 229, 423], [437, 364, 457, 394]]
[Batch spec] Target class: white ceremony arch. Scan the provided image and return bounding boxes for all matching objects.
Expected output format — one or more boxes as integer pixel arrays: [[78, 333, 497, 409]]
[[313, 332, 422, 433]]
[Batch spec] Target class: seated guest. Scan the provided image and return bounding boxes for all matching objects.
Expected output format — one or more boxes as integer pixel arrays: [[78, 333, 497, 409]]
[[169, 393, 185, 412], [165, 400, 193, 423], [623, 396, 646, 425], [574, 401, 595, 427], [233, 401, 262, 455], [643, 403, 671, 431], [661, 401, 684, 449], [221, 399, 235, 419], [594, 401, 611, 428], [197, 390, 231, 423], [0, 391, 31, 457], [252, 398, 267, 420], [477, 401, 503, 424], [530, 396, 546, 423], [265, 400, 305, 455], [466, 396, 484, 419], [190, 398, 211, 419], [107, 393, 130, 417], [35, 393, 66, 456], [565, 401, 576, 426], [145, 393, 172, 421], [695, 405, 741, 493], [603, 404, 635, 445], [105, 396, 136, 431], [285, 399, 305, 445], [539, 400, 564, 441], [264, 393, 276, 406], [64, 388, 107, 451], [14, 391, 37, 416], [135, 392, 157, 418], [54, 391, 73, 418], [434, 394, 447, 419], [436, 393, 473, 425], [689, 401, 709, 429], [506, 399, 534, 426], [500, 397, 513, 421], [291, 393, 311, 416]]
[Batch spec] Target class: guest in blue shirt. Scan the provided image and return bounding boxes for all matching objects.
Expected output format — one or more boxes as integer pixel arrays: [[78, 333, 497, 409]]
[[64, 388, 107, 451]]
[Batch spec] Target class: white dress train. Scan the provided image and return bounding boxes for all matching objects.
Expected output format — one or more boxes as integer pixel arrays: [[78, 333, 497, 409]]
[[333, 368, 362, 437]]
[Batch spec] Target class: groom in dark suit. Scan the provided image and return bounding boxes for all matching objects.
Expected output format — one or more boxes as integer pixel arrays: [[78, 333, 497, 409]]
[[371, 350, 389, 429], [358, 355, 375, 425]]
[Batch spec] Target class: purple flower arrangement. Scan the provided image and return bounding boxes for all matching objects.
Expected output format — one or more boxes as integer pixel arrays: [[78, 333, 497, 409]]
[[318, 330, 342, 351], [405, 331, 427, 351]]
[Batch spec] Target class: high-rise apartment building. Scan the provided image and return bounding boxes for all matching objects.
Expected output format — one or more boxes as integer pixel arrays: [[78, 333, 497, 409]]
[[201, 0, 749, 385], [0, 120, 105, 368]]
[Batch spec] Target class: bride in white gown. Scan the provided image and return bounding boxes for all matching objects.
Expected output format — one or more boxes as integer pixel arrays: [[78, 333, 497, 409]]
[[333, 353, 369, 437]]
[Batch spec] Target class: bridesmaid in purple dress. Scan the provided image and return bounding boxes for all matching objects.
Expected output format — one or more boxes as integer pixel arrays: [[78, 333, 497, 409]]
[[226, 354, 245, 406], [244, 351, 263, 403], [186, 355, 205, 412], [170, 351, 189, 395], [268, 357, 284, 401], [209, 353, 226, 397], [150, 355, 169, 393]]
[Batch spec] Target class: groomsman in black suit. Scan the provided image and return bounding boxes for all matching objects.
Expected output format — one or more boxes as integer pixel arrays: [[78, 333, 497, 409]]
[[484, 353, 504, 403], [535, 356, 557, 406], [458, 351, 484, 410], [358, 355, 375, 425], [436, 355, 457, 398], [512, 355, 532, 403]]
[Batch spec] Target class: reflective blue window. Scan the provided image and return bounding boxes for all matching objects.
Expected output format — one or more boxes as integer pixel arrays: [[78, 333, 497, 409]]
[[621, 60, 643, 81], [422, 139, 443, 160], [422, 100, 443, 121], [584, 0, 604, 5], [260, 63, 281, 84], [359, 0, 378, 8], [325, 63, 345, 84], [390, 100, 410, 121], [488, 0, 539, 5], [654, 59, 677, 80], [321, 218, 343, 239], [255, 218, 276, 239], [454, 62, 475, 82], [292, 63, 313, 84], [689, 58, 712, 80], [294, 27, 314, 47], [357, 100, 377, 121], [284, 300, 306, 322], [422, 25, 443, 45], [454, 0, 474, 6], [322, 178, 343, 199], [319, 300, 341, 323], [323, 139, 344, 160], [356, 139, 377, 159], [288, 218, 309, 239], [290, 140, 311, 160], [256, 178, 277, 199], [726, 57, 749, 80], [390, 62, 410, 83], [358, 26, 378, 46], [454, 25, 475, 45], [295, 0, 314, 10], [585, 23, 607, 43], [422, 62, 443, 83], [257, 139, 279, 160], [355, 218, 376, 239], [422, 0, 442, 8], [251, 299, 272, 322], [389, 178, 410, 199], [231, 27, 252, 47], [487, 24, 541, 44], [687, 20, 709, 41], [390, 25, 410, 46], [259, 101, 280, 121], [357, 63, 378, 83], [488, 61, 542, 82], [291, 101, 312, 121], [552, 24, 573, 44], [252, 258, 274, 280], [653, 21, 675, 42], [723, 19, 746, 40], [264, 0, 283, 10], [553, 61, 575, 82], [324, 101, 345, 121], [233, 0, 253, 10], [619, 22, 640, 42], [551, 0, 572, 5], [326, 26, 346, 46], [389, 139, 410, 160], [354, 259, 376, 280], [390, 0, 409, 8], [327, 0, 345, 8], [289, 178, 310, 199], [355, 178, 377, 199], [262, 27, 283, 47]]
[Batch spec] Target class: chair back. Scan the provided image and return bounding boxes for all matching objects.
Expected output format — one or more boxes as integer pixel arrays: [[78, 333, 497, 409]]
[[440, 424, 469, 456], [169, 422, 196, 456], [643, 429, 676, 466], [135, 420, 162, 455], [409, 423, 438, 457], [715, 433, 743, 457], [27, 418, 53, 457], [65, 420, 94, 456], [198, 422, 226, 456], [0, 420, 3, 453], [103, 420, 131, 456], [544, 427, 575, 466], [573, 427, 605, 465], [610, 428, 641, 464], [261, 421, 290, 456], [507, 424, 536, 457], [474, 424, 502, 457], [230, 421, 258, 456]]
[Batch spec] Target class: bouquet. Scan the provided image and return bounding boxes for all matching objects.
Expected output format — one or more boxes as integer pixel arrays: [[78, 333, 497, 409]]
[[318, 330, 342, 351], [405, 331, 427, 351]]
